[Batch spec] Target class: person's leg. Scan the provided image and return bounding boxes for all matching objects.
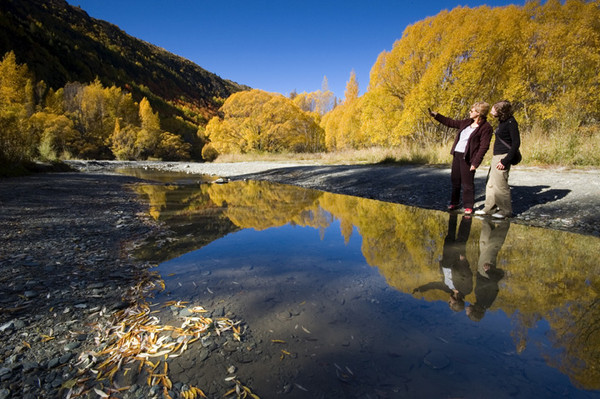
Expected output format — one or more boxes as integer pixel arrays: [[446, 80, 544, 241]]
[[457, 214, 472, 243], [460, 160, 475, 209], [494, 165, 512, 216], [482, 154, 504, 214], [450, 154, 462, 207]]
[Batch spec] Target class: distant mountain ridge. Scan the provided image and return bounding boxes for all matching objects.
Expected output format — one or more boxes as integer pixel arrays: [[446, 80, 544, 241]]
[[0, 0, 249, 122]]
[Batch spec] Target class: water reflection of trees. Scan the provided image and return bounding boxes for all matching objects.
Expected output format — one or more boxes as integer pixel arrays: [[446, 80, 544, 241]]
[[548, 298, 600, 390], [207, 181, 329, 231], [132, 181, 329, 261], [132, 183, 239, 262], [133, 179, 600, 389]]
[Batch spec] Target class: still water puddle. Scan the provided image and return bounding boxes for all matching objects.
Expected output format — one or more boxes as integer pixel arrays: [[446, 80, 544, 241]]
[[126, 169, 600, 399]]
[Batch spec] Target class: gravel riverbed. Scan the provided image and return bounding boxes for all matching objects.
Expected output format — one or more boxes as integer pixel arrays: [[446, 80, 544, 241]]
[[0, 160, 598, 398]]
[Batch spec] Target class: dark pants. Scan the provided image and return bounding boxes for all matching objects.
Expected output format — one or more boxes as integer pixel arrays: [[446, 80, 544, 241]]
[[450, 152, 475, 208], [442, 213, 473, 266]]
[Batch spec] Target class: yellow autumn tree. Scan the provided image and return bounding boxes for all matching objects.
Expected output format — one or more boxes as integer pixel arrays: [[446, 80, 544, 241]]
[[321, 71, 367, 150], [324, 0, 600, 150], [292, 76, 336, 116], [136, 97, 162, 159], [359, 88, 404, 147], [29, 112, 79, 160], [156, 131, 191, 161], [60, 79, 140, 159], [0, 51, 35, 164], [344, 70, 359, 104], [205, 89, 324, 154], [110, 118, 139, 160]]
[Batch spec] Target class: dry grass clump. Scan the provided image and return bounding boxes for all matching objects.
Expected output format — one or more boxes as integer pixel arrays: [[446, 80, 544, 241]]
[[521, 124, 600, 167]]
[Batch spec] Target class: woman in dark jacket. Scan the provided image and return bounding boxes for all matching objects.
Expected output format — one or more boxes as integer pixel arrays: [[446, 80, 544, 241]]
[[429, 102, 493, 215], [475, 100, 520, 219], [412, 213, 473, 312]]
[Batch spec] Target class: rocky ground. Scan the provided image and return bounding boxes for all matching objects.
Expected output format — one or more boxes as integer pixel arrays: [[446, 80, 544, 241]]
[[0, 173, 163, 398], [1, 160, 598, 399]]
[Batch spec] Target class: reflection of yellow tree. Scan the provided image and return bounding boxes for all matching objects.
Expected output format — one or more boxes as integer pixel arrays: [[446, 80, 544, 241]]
[[492, 227, 600, 389], [546, 298, 600, 390], [133, 184, 177, 220], [494, 228, 599, 316], [207, 181, 330, 231]]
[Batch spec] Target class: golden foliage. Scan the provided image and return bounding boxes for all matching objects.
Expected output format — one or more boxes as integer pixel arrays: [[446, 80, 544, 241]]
[[156, 131, 192, 161], [110, 118, 139, 160], [29, 111, 78, 160], [0, 51, 34, 163], [323, 0, 600, 151], [293, 77, 336, 116], [206, 89, 324, 154], [0, 53, 194, 166], [207, 181, 327, 231], [344, 70, 359, 104]]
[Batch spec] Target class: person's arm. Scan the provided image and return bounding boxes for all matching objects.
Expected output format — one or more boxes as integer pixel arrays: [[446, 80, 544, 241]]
[[429, 108, 464, 129], [413, 282, 452, 294]]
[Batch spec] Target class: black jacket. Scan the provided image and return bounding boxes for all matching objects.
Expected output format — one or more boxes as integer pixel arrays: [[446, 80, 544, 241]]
[[493, 116, 521, 167]]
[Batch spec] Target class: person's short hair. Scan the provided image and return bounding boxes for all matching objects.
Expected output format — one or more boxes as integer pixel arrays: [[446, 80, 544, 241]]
[[493, 100, 513, 121], [448, 292, 465, 312], [467, 304, 486, 322], [449, 299, 465, 312], [472, 101, 490, 118]]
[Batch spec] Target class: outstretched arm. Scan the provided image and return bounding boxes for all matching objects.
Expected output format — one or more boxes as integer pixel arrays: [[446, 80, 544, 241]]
[[432, 112, 464, 129]]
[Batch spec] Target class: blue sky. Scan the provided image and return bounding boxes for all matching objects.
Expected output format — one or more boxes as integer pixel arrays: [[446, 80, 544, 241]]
[[66, 0, 526, 99]]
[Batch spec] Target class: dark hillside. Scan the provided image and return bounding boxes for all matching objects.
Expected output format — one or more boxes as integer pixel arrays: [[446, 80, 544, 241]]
[[0, 0, 249, 123]]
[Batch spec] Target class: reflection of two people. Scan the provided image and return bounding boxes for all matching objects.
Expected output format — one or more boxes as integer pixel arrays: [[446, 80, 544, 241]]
[[413, 214, 510, 320], [466, 218, 509, 321], [413, 214, 473, 312]]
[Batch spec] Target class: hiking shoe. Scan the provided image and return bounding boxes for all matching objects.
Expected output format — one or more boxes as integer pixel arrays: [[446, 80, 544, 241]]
[[491, 213, 508, 219], [474, 210, 488, 216], [464, 208, 473, 215]]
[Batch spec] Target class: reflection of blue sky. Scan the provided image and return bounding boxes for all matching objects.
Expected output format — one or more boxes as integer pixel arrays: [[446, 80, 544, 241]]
[[160, 219, 367, 278]]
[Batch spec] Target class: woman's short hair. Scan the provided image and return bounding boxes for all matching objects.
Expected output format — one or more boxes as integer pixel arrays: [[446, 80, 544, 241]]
[[472, 101, 490, 118], [493, 100, 513, 121]]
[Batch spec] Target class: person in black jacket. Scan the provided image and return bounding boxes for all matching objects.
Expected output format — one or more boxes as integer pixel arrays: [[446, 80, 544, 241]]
[[475, 100, 521, 219], [466, 218, 509, 321], [429, 102, 492, 215]]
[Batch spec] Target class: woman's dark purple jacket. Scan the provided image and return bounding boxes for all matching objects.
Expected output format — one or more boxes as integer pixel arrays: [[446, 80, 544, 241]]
[[434, 113, 493, 168]]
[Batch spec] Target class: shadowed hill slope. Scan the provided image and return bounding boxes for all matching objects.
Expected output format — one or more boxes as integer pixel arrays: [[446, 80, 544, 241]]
[[0, 0, 250, 123]]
